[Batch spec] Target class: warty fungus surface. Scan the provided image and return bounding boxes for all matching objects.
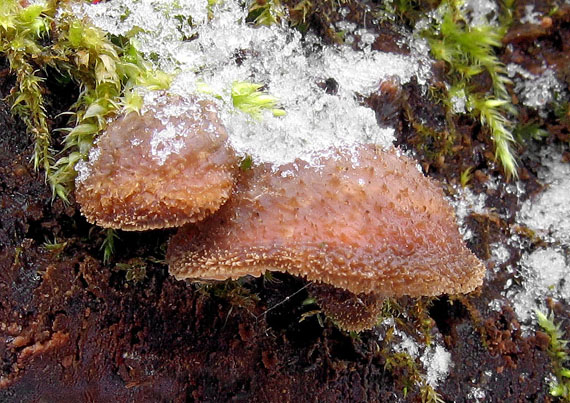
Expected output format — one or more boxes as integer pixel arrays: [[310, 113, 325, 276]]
[[75, 92, 238, 230], [167, 145, 486, 330]]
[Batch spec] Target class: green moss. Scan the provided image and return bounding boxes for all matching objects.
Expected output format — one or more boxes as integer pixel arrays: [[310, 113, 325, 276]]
[[196, 279, 260, 312], [282, 0, 348, 42], [1, 0, 53, 174], [382, 326, 444, 403], [460, 166, 473, 187], [42, 237, 67, 258], [248, 0, 285, 26], [248, 0, 349, 43], [1, 0, 171, 202], [409, 119, 455, 163], [196, 80, 285, 120], [239, 155, 254, 171], [101, 228, 119, 264], [298, 308, 324, 326], [537, 310, 570, 400], [116, 258, 148, 284], [467, 94, 517, 177], [420, 0, 518, 178], [231, 81, 285, 119], [513, 122, 549, 144], [372, 0, 439, 26]]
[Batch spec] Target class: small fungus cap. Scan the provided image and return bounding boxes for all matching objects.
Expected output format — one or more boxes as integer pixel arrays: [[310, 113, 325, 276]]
[[167, 145, 485, 297], [75, 92, 238, 231]]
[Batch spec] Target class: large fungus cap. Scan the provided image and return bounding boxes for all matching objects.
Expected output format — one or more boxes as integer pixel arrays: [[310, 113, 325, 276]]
[[75, 92, 237, 230], [167, 144, 485, 298]]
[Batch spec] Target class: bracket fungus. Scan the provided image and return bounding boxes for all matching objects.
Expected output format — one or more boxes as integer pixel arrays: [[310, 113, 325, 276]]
[[167, 145, 486, 332], [75, 92, 238, 230]]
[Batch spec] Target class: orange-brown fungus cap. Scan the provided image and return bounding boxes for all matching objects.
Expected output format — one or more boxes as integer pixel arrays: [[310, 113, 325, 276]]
[[168, 144, 485, 297], [75, 92, 237, 230]]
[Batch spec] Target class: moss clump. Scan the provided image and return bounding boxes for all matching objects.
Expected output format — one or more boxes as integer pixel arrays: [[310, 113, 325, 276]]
[[416, 0, 518, 178], [196, 279, 260, 312], [247, 0, 285, 26], [231, 81, 285, 119], [101, 228, 119, 264], [0, 0, 171, 202], [116, 258, 148, 285], [1, 1, 54, 174]]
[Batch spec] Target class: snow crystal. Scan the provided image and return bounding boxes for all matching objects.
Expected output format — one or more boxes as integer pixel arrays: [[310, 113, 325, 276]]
[[416, 0, 498, 35], [388, 323, 452, 389], [506, 143, 570, 325], [450, 186, 488, 242], [149, 125, 186, 166], [490, 243, 510, 266], [518, 148, 570, 244], [74, 160, 90, 184], [420, 345, 452, 388], [393, 332, 420, 359], [320, 47, 419, 93], [75, 0, 433, 168], [462, 0, 499, 26], [488, 299, 504, 312], [74, 0, 209, 72], [450, 88, 467, 114], [75, 146, 100, 184], [467, 386, 486, 402], [507, 248, 569, 325], [506, 64, 564, 111], [131, 138, 143, 147], [520, 5, 542, 25]]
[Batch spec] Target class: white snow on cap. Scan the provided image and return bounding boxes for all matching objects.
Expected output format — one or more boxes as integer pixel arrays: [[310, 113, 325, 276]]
[[74, 0, 433, 168]]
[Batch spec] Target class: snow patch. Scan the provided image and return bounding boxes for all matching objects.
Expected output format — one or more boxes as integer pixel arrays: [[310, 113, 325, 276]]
[[462, 0, 499, 26], [75, 145, 100, 184], [388, 322, 452, 389], [518, 150, 570, 244], [393, 332, 420, 359], [506, 64, 564, 111], [420, 345, 452, 388], [450, 88, 467, 113], [490, 242, 511, 266], [450, 186, 488, 242], [467, 386, 486, 402], [74, 0, 433, 168], [506, 248, 569, 325], [489, 147, 570, 330], [149, 126, 185, 166]]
